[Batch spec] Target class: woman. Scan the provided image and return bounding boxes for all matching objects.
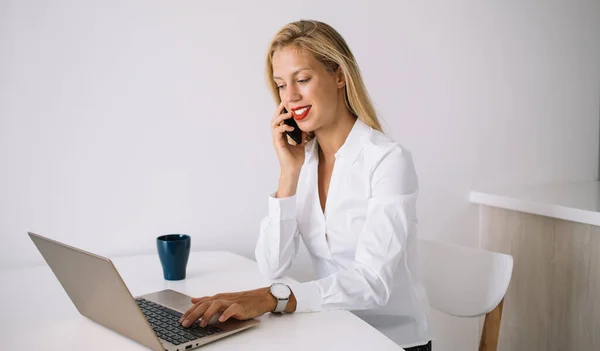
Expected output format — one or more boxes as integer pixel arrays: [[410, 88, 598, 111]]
[[179, 20, 432, 350]]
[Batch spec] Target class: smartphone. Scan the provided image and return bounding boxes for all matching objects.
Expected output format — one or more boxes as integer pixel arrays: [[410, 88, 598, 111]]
[[282, 108, 303, 145]]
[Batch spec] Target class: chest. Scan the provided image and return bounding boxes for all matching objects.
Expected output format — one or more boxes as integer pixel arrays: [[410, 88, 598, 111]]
[[298, 157, 371, 259], [318, 160, 334, 214]]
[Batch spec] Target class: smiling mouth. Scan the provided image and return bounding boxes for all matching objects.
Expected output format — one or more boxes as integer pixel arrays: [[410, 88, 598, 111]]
[[291, 106, 311, 121]]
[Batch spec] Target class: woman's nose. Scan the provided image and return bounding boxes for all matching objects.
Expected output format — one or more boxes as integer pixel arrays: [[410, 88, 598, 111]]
[[283, 85, 301, 103]]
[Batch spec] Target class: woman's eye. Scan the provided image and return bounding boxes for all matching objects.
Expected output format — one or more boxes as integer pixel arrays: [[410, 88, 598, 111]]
[[277, 85, 285, 90], [298, 78, 310, 84]]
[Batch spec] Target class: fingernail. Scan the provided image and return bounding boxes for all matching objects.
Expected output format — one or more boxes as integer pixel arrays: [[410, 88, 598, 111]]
[[200, 320, 207, 327], [219, 315, 225, 322], [182, 319, 190, 327]]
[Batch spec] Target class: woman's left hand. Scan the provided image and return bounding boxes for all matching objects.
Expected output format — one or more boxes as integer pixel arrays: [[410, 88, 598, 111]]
[[179, 287, 276, 327]]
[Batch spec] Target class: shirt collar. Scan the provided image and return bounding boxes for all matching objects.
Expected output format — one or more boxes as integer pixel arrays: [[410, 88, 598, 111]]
[[305, 118, 371, 163]]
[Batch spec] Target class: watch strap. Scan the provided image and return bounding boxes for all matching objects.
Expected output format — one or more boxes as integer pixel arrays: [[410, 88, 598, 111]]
[[273, 297, 288, 313]]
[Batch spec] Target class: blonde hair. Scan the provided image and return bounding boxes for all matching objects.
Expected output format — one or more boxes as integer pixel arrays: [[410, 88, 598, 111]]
[[265, 20, 383, 133]]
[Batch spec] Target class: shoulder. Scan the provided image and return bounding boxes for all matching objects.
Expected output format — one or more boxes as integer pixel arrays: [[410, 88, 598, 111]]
[[361, 128, 418, 192], [362, 129, 415, 174]]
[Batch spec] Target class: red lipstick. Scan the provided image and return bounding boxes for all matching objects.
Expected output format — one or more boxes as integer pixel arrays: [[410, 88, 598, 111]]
[[291, 105, 311, 121]]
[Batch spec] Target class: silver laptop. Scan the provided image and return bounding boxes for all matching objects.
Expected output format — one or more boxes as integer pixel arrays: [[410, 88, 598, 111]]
[[28, 232, 260, 351]]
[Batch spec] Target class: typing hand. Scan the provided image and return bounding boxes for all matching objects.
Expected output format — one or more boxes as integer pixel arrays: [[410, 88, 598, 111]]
[[178, 287, 277, 328]]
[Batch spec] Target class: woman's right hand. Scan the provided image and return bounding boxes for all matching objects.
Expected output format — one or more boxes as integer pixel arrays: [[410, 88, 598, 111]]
[[271, 102, 307, 198], [271, 101, 307, 177]]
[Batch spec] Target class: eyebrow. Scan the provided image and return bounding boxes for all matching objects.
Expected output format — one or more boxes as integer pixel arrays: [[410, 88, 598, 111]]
[[273, 68, 311, 80]]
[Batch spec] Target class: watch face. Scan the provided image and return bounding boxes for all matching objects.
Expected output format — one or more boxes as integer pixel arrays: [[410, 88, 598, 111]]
[[271, 284, 291, 299]]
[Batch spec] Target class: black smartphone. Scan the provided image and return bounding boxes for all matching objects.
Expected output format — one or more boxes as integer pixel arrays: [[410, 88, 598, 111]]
[[282, 108, 303, 145]]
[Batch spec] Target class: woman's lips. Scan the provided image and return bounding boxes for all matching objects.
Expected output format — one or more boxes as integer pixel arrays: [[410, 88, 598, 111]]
[[291, 105, 311, 121]]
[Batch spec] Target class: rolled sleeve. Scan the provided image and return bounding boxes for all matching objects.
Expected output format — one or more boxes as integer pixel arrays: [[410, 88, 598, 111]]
[[288, 281, 324, 313], [255, 192, 301, 280], [268, 192, 297, 220]]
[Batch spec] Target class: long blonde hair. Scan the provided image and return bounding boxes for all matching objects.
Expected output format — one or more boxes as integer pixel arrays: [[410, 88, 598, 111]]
[[265, 20, 383, 133]]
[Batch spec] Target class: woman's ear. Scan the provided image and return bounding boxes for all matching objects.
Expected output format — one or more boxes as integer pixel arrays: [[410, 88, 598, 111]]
[[335, 67, 346, 89]]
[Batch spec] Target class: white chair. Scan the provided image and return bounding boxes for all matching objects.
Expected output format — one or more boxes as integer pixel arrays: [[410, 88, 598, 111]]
[[418, 238, 513, 351]]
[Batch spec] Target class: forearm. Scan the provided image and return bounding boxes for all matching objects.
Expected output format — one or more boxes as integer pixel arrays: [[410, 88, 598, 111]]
[[276, 171, 300, 198]]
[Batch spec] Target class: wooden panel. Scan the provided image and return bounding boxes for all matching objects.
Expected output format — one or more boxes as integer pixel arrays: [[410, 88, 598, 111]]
[[480, 206, 600, 351]]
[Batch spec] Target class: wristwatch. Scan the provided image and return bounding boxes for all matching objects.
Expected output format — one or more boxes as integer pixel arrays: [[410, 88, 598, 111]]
[[269, 283, 291, 313]]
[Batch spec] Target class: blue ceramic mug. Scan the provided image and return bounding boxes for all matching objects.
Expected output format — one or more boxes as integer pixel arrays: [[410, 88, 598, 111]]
[[156, 234, 191, 280]]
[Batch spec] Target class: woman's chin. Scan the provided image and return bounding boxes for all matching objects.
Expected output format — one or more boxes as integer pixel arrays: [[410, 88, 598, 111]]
[[296, 119, 316, 133]]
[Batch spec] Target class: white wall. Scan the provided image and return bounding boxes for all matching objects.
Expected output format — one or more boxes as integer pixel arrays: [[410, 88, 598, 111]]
[[1, 0, 599, 350]]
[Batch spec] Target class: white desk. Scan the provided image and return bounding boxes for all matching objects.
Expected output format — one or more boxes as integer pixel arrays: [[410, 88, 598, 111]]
[[0, 251, 403, 350]]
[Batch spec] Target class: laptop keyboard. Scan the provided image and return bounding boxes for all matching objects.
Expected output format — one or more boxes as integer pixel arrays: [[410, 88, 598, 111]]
[[135, 298, 223, 346]]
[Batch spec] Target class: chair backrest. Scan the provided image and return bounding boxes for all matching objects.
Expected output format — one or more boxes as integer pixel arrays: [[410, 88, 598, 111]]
[[417, 239, 513, 317]]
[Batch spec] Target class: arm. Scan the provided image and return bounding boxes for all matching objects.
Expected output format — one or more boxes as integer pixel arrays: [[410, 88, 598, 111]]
[[254, 173, 302, 280], [289, 147, 418, 312], [178, 147, 417, 326], [179, 172, 303, 327]]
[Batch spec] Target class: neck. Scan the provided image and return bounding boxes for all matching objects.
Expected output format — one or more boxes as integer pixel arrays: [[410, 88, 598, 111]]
[[314, 109, 357, 164]]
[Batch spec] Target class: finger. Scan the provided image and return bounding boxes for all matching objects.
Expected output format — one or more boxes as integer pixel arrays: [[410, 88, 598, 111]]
[[179, 301, 202, 323], [192, 292, 237, 303], [274, 127, 295, 146], [200, 300, 226, 328], [181, 302, 211, 327], [275, 124, 294, 134], [190, 296, 210, 304], [271, 101, 286, 122], [219, 303, 243, 323], [180, 295, 220, 322], [271, 112, 293, 129], [277, 101, 286, 115]]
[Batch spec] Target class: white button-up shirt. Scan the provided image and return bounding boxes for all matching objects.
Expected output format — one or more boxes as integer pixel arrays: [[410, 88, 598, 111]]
[[255, 118, 431, 348]]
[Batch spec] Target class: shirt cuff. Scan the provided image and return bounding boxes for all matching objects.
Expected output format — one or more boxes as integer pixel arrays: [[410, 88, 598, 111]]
[[268, 192, 297, 220], [288, 281, 323, 313]]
